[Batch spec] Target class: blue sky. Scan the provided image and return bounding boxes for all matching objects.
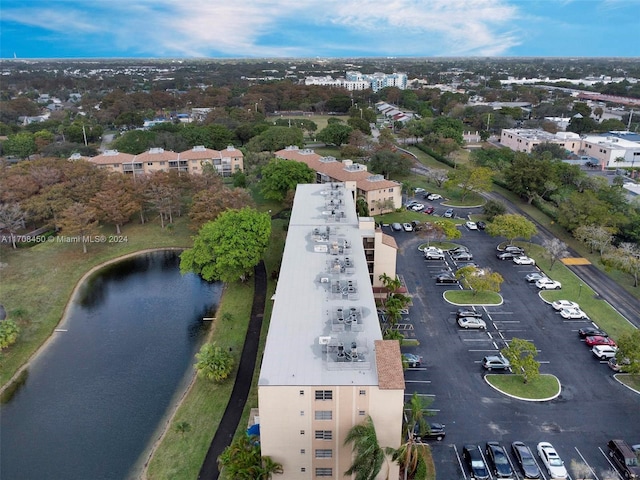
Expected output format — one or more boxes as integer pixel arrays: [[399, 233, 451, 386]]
[[1, 0, 639, 59]]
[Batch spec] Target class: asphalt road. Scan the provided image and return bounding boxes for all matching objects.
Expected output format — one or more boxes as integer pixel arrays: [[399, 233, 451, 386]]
[[387, 220, 640, 480]]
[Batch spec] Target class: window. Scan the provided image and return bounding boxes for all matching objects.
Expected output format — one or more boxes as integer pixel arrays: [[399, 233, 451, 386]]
[[315, 411, 332, 420], [147, 162, 153, 166], [300, 449, 306, 454], [316, 467, 333, 477], [315, 430, 332, 440], [300, 411, 305, 416], [300, 430, 305, 435], [315, 449, 333, 458], [300, 390, 304, 396], [160, 161, 166, 165], [301, 467, 306, 472], [359, 390, 366, 396], [315, 390, 333, 400], [358, 410, 366, 416]]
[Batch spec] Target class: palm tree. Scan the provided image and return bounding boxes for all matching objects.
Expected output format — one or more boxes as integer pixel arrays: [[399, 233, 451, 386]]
[[256, 456, 283, 479], [174, 421, 191, 438], [344, 415, 386, 480], [391, 393, 434, 480]]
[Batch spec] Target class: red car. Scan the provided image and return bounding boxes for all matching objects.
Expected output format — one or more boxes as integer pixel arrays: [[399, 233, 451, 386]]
[[423, 205, 435, 215], [585, 335, 617, 347]]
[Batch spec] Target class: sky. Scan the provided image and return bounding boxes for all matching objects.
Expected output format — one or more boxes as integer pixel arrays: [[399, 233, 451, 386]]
[[1, 0, 639, 59]]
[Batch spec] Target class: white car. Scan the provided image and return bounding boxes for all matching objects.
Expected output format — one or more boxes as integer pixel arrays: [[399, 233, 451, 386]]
[[410, 203, 425, 211], [537, 442, 567, 479], [536, 278, 562, 290], [414, 188, 426, 194], [551, 300, 579, 311], [424, 247, 445, 260], [559, 307, 588, 319], [457, 317, 487, 329], [513, 256, 535, 265], [465, 221, 478, 230], [427, 193, 442, 200], [402, 223, 413, 232], [525, 272, 547, 283], [592, 345, 618, 360]]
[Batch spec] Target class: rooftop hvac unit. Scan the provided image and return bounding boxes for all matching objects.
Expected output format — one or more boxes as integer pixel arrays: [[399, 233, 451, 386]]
[[320, 277, 330, 283], [319, 336, 331, 345]]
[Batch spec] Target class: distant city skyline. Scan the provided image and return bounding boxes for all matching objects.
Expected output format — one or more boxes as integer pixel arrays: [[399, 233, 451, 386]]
[[1, 0, 639, 59]]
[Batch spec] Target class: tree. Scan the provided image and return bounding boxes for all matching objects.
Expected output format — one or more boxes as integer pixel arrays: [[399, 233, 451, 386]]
[[456, 266, 504, 296], [542, 238, 569, 270], [174, 421, 192, 438], [425, 168, 449, 188], [501, 338, 540, 383], [614, 330, 640, 374], [0, 319, 20, 350], [344, 415, 386, 480], [90, 174, 139, 234], [189, 185, 254, 232], [444, 165, 493, 200], [485, 214, 537, 245], [58, 202, 100, 254], [194, 342, 234, 383], [369, 150, 413, 178], [3, 132, 37, 159], [557, 191, 615, 233], [603, 243, 640, 287], [260, 158, 315, 202], [316, 123, 353, 146], [504, 154, 554, 204], [394, 393, 434, 480], [218, 434, 283, 480], [0, 203, 26, 249], [246, 126, 304, 152], [483, 199, 507, 220], [180, 207, 271, 282], [573, 224, 614, 257]]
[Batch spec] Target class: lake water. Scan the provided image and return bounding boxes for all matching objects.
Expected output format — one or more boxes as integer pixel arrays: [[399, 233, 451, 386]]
[[0, 250, 221, 480]]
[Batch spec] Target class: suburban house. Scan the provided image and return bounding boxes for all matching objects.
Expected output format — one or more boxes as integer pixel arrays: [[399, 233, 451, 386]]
[[258, 182, 404, 480], [88, 146, 244, 176], [275, 146, 403, 215]]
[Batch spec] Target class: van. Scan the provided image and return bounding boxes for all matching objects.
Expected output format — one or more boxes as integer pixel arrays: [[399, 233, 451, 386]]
[[608, 439, 640, 479]]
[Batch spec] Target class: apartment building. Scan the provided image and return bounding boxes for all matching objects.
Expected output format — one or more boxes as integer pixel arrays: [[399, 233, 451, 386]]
[[258, 183, 404, 480], [500, 129, 582, 154], [88, 146, 243, 176], [304, 71, 407, 93], [275, 146, 402, 216]]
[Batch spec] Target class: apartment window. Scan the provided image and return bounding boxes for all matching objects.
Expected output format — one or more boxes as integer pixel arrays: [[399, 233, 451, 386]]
[[300, 411, 305, 416], [315, 449, 333, 458], [359, 390, 366, 396], [147, 162, 153, 166], [358, 410, 366, 416], [301, 468, 306, 472], [160, 161, 166, 165], [316, 467, 333, 477], [300, 390, 305, 396], [315, 430, 333, 440], [300, 430, 305, 435], [300, 449, 306, 454], [315, 411, 332, 420], [315, 390, 333, 400]]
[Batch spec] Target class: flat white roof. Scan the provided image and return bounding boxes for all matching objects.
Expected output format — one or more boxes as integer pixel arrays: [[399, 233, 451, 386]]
[[259, 183, 382, 387]]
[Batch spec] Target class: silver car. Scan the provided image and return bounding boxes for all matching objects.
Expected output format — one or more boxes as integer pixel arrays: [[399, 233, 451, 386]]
[[457, 317, 487, 329]]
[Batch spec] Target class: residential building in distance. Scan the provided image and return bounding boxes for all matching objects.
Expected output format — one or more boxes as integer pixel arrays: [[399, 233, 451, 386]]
[[258, 183, 404, 480], [500, 129, 582, 154], [304, 71, 407, 92], [275, 146, 402, 216], [88, 146, 243, 176]]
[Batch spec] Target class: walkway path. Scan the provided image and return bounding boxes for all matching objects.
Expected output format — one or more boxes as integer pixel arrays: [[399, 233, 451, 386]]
[[197, 261, 267, 480]]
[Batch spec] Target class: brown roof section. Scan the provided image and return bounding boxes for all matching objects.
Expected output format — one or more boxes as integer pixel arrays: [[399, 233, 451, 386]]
[[179, 147, 218, 160], [381, 232, 398, 249], [276, 147, 400, 192], [374, 340, 405, 390], [136, 148, 179, 163], [89, 150, 134, 166]]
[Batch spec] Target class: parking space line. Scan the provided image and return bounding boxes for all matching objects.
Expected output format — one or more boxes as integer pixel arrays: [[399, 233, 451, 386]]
[[598, 446, 623, 479], [452, 444, 468, 480], [574, 446, 600, 480]]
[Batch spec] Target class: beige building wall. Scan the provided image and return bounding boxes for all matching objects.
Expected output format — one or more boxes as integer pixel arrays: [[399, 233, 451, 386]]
[[372, 231, 398, 289]]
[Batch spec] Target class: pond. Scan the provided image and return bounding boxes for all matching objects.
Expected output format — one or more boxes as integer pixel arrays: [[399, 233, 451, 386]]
[[0, 250, 221, 480]]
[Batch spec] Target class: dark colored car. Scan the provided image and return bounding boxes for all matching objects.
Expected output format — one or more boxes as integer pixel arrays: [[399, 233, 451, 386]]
[[463, 444, 490, 480], [476, 221, 487, 230], [578, 327, 608, 338], [452, 251, 473, 261], [496, 251, 518, 260], [512, 441, 541, 479], [486, 442, 515, 479], [413, 422, 446, 442], [436, 273, 458, 284], [450, 246, 470, 254], [456, 308, 482, 319]]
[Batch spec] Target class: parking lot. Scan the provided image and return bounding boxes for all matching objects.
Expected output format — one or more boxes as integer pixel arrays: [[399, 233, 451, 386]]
[[388, 222, 639, 480]]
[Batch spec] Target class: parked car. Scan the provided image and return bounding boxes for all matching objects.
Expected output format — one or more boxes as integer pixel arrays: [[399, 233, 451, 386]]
[[456, 308, 483, 319], [402, 223, 414, 232], [511, 441, 541, 479], [413, 422, 446, 442], [457, 317, 487, 329], [391, 223, 403, 231], [560, 307, 588, 319], [463, 445, 490, 480], [513, 256, 535, 265], [536, 278, 562, 290], [452, 251, 473, 261], [608, 357, 632, 372], [423, 205, 435, 214], [414, 187, 426, 194], [537, 442, 568, 479], [436, 273, 458, 284], [465, 221, 478, 230], [402, 353, 422, 368], [578, 327, 608, 338], [497, 251, 518, 260], [525, 272, 547, 283], [486, 442, 515, 479], [476, 221, 487, 230], [592, 345, 618, 360], [585, 335, 617, 347], [551, 300, 580, 311], [450, 246, 469, 254], [427, 193, 442, 200], [424, 246, 445, 260], [607, 439, 640, 480], [482, 354, 511, 371], [405, 200, 419, 208], [443, 208, 454, 218], [504, 245, 525, 253], [410, 203, 425, 211]]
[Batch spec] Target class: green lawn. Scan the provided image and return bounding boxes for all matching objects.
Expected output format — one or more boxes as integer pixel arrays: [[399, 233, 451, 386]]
[[616, 374, 640, 392], [486, 374, 561, 399]]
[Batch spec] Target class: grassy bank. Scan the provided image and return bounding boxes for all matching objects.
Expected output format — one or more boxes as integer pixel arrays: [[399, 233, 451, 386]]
[[0, 217, 193, 386]]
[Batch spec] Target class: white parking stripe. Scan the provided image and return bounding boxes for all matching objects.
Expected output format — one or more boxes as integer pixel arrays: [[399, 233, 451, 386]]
[[598, 446, 624, 479], [452, 444, 468, 480], [574, 446, 600, 480]]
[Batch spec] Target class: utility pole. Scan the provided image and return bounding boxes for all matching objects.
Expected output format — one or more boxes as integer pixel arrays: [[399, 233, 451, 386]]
[[486, 113, 491, 132], [628, 109, 634, 131]]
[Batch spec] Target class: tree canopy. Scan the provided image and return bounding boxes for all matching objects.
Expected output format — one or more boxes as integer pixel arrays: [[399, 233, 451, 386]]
[[180, 207, 271, 282], [260, 158, 315, 202], [501, 338, 540, 383], [486, 214, 537, 244]]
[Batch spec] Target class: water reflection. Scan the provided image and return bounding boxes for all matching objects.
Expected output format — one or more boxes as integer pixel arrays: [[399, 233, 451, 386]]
[[0, 251, 221, 480]]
